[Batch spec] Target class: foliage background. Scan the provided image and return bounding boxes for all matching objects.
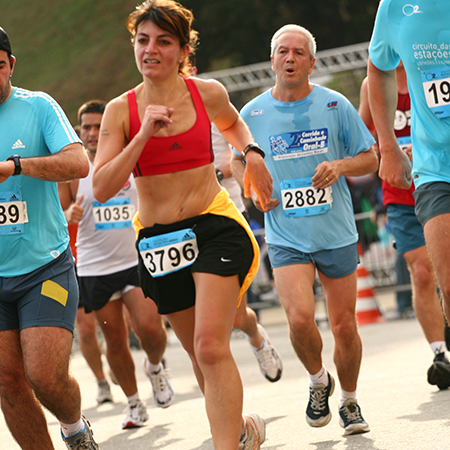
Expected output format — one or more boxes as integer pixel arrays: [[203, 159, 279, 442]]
[[1, 0, 380, 123]]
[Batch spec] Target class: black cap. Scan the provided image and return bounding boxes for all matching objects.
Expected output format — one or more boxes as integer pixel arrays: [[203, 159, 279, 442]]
[[0, 27, 12, 55]]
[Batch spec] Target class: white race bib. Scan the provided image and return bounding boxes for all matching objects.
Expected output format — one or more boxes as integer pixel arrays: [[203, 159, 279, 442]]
[[92, 197, 135, 230], [138, 228, 199, 277], [281, 177, 332, 218], [421, 66, 450, 119], [0, 191, 28, 235]]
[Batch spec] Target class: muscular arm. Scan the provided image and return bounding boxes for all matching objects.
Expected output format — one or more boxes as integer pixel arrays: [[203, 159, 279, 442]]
[[367, 59, 412, 189], [0, 143, 88, 184]]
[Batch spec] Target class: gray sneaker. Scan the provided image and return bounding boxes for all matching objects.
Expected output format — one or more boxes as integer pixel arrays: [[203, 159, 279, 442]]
[[338, 399, 370, 435], [250, 324, 283, 382], [96, 380, 113, 404], [238, 413, 266, 450], [62, 416, 100, 450], [143, 358, 174, 408]]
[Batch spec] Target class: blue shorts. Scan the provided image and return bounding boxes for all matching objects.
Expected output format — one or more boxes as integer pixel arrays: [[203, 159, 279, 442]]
[[0, 246, 78, 332], [414, 182, 450, 227], [386, 204, 425, 255], [267, 242, 359, 279]]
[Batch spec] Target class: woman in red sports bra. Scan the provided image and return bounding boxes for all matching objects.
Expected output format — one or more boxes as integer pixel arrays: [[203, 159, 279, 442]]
[[92, 1, 272, 449]]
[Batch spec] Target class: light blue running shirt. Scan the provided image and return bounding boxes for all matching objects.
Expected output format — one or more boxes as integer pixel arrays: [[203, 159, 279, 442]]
[[0, 87, 82, 277], [240, 86, 375, 253], [369, 0, 450, 188]]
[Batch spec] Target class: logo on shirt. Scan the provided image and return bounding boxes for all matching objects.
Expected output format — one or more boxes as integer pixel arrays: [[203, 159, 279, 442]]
[[12, 139, 25, 150], [402, 4, 423, 16], [327, 101, 338, 110], [169, 142, 183, 151], [250, 109, 264, 116]]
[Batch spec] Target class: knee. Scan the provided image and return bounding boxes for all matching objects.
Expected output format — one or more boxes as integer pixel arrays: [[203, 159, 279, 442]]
[[194, 335, 228, 368], [134, 319, 165, 343], [410, 262, 435, 291], [330, 317, 358, 343], [24, 364, 64, 396], [0, 367, 28, 401], [287, 310, 315, 338]]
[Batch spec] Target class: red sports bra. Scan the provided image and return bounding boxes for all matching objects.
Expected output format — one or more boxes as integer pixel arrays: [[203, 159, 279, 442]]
[[128, 78, 214, 177]]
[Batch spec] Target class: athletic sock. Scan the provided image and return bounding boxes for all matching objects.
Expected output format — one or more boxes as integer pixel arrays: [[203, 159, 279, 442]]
[[145, 359, 162, 374], [339, 389, 357, 408], [127, 392, 140, 404], [308, 365, 328, 386], [430, 341, 446, 355], [60, 417, 85, 438]]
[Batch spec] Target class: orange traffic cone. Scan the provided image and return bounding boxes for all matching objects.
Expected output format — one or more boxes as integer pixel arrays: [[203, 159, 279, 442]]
[[355, 247, 384, 325]]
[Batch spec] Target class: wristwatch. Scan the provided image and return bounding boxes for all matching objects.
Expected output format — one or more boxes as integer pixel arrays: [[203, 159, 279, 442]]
[[241, 143, 265, 162], [7, 154, 21, 176], [215, 169, 224, 182]]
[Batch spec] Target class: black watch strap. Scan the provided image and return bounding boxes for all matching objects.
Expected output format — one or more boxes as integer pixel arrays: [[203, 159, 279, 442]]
[[215, 169, 224, 182], [241, 143, 265, 162], [7, 154, 21, 176]]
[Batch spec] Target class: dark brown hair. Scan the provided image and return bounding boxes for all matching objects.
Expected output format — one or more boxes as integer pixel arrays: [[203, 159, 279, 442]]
[[126, 0, 198, 77]]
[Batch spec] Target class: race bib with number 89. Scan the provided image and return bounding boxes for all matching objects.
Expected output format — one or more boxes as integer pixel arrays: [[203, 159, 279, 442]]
[[0, 190, 28, 235]]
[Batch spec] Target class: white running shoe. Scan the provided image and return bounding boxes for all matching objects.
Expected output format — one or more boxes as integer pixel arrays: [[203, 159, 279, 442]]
[[250, 324, 283, 382], [239, 413, 266, 450], [122, 399, 149, 429], [143, 357, 174, 408], [96, 380, 113, 404]]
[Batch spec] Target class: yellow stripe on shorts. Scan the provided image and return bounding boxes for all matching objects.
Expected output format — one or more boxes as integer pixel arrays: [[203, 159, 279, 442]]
[[41, 280, 68, 307]]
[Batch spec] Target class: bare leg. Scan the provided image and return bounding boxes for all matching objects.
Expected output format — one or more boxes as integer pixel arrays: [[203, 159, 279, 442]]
[[20, 327, 81, 424], [403, 245, 445, 344], [95, 301, 138, 397], [168, 273, 245, 450], [274, 263, 323, 374], [320, 270, 362, 392], [233, 292, 263, 348], [0, 329, 55, 450], [123, 288, 167, 365], [423, 213, 450, 321], [75, 308, 106, 381]]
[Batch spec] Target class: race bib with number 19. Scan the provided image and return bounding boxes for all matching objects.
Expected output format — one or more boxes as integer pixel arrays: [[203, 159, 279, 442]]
[[421, 66, 450, 119]]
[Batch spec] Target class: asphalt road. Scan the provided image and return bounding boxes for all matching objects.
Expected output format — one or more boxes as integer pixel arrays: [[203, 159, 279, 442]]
[[1, 306, 449, 450]]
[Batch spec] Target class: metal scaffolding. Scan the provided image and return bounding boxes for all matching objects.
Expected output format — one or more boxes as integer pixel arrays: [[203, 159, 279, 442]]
[[198, 41, 370, 93]]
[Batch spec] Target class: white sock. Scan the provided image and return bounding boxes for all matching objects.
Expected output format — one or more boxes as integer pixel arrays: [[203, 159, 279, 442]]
[[145, 359, 162, 373], [308, 365, 328, 386], [430, 341, 446, 355], [339, 389, 357, 408], [60, 417, 84, 438], [127, 392, 140, 404]]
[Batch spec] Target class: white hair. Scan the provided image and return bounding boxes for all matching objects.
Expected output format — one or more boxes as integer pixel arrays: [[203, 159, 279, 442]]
[[270, 24, 316, 59]]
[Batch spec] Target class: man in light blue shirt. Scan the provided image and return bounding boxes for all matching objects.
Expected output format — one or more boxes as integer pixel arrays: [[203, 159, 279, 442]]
[[368, 0, 450, 376], [232, 24, 378, 436], [0, 26, 100, 449]]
